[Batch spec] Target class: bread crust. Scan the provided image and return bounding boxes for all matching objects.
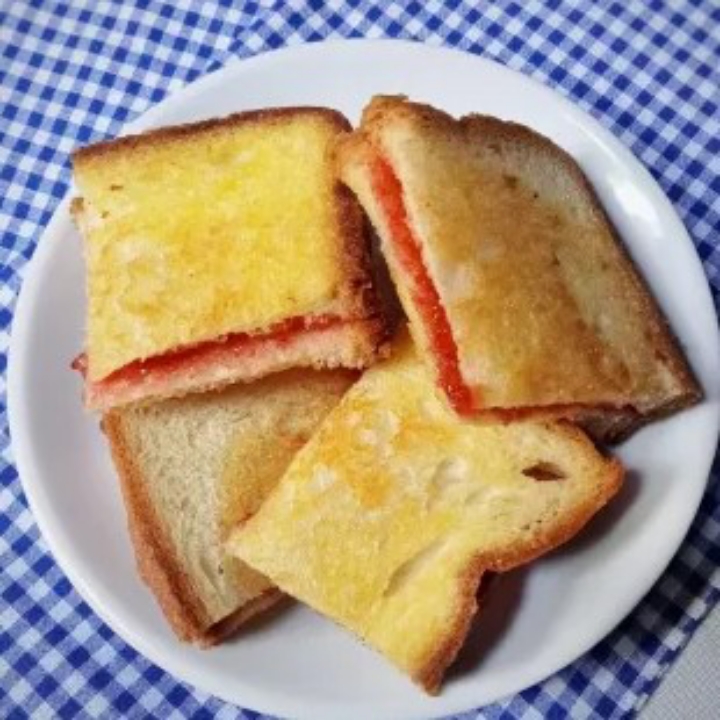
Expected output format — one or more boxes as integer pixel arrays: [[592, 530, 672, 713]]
[[199, 589, 285, 647], [102, 413, 281, 644], [414, 423, 624, 692], [338, 96, 701, 443], [72, 107, 353, 164], [333, 181, 388, 326]]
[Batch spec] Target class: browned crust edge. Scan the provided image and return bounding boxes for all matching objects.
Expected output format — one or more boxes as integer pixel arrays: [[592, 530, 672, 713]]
[[333, 179, 390, 333], [72, 107, 353, 164], [469, 401, 638, 425], [472, 402, 644, 445], [199, 587, 285, 647], [342, 96, 701, 439], [102, 414, 281, 644], [102, 413, 212, 642], [414, 424, 625, 693]]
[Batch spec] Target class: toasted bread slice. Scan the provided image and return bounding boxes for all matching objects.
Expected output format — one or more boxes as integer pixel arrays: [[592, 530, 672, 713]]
[[336, 96, 700, 441], [104, 368, 355, 645], [73, 108, 386, 411], [228, 330, 623, 691]]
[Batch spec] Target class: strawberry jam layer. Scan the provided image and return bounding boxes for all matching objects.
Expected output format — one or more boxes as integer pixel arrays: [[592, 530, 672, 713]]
[[82, 314, 343, 388], [369, 154, 474, 415]]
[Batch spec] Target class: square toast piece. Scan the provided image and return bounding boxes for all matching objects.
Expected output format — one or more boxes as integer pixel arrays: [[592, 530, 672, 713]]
[[336, 97, 700, 441], [73, 108, 386, 410]]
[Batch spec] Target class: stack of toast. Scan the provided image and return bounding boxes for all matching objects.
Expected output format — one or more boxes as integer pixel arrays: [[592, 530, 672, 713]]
[[72, 96, 700, 692]]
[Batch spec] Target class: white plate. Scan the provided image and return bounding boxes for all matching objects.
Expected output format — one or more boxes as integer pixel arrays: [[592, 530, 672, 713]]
[[8, 39, 720, 720]]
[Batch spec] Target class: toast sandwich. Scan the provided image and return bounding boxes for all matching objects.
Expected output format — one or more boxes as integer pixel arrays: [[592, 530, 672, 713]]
[[73, 108, 386, 411], [104, 368, 355, 645], [336, 96, 700, 441], [228, 331, 623, 691]]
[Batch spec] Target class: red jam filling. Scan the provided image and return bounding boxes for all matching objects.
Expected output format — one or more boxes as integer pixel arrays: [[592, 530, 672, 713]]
[[369, 154, 474, 415], [78, 314, 343, 387]]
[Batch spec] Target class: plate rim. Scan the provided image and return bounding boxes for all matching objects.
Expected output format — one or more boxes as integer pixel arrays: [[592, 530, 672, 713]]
[[7, 37, 720, 720]]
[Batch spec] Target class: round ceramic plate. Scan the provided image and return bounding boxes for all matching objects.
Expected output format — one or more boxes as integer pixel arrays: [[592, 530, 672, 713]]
[[8, 39, 720, 720]]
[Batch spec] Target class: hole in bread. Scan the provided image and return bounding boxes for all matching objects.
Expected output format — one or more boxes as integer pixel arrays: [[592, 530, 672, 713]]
[[522, 462, 566, 482], [383, 537, 450, 598]]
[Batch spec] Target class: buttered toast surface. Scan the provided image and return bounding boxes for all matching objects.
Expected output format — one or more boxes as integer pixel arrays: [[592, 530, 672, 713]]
[[228, 332, 622, 692]]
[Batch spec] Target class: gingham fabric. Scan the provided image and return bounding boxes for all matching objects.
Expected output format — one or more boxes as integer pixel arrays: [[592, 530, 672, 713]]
[[1, 1, 718, 717]]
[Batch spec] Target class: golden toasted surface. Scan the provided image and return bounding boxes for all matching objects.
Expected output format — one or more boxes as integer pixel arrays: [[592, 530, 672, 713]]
[[338, 96, 700, 423], [228, 331, 622, 691], [217, 369, 358, 533], [74, 109, 359, 381]]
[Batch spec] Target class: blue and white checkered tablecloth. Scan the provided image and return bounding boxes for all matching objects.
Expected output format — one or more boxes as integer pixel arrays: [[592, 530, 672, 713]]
[[1, 1, 719, 718]]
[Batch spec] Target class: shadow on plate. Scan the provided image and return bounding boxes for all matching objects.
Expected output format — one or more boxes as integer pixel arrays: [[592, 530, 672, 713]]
[[221, 595, 295, 643], [446, 469, 640, 683], [446, 568, 528, 682], [548, 468, 641, 560]]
